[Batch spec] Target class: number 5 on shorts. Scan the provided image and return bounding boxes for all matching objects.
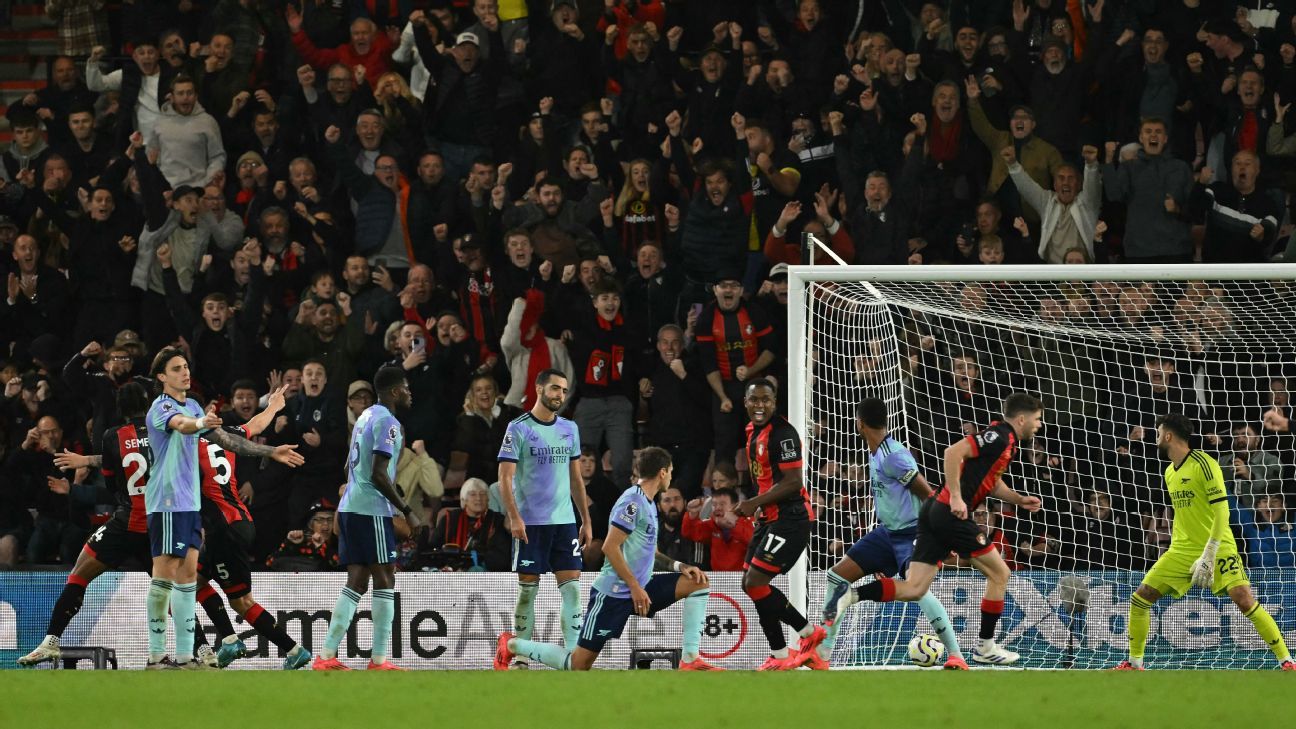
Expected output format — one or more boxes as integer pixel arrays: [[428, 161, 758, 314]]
[[764, 533, 786, 553]]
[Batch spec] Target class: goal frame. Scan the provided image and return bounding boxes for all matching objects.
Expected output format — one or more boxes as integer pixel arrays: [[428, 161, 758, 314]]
[[784, 263, 1296, 621]]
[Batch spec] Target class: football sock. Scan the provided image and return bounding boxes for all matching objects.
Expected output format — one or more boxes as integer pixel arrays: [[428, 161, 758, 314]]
[[47, 574, 88, 638], [1242, 603, 1291, 663], [514, 580, 538, 662], [1128, 593, 1152, 666], [246, 602, 297, 652], [745, 583, 787, 652], [171, 582, 198, 662], [197, 582, 235, 642], [681, 590, 709, 662], [147, 578, 173, 661], [917, 592, 964, 661], [508, 638, 571, 670], [819, 571, 852, 658], [857, 577, 896, 603], [323, 587, 361, 660], [979, 598, 1004, 642], [558, 579, 582, 651], [371, 589, 396, 664]]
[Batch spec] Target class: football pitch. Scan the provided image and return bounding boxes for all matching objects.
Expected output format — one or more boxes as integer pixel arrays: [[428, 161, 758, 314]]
[[0, 670, 1288, 728]]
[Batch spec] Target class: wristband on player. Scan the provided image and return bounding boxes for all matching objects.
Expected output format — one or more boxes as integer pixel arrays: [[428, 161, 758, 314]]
[[672, 561, 682, 573]]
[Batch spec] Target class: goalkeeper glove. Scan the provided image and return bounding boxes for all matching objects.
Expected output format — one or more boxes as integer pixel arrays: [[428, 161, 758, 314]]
[[1190, 539, 1220, 589]]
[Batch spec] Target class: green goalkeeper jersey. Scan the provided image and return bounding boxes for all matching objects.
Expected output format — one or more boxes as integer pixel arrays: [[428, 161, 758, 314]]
[[1164, 450, 1236, 553]]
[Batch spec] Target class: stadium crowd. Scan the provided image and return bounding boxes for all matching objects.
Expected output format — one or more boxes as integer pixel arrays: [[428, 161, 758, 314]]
[[1, 0, 1295, 577]]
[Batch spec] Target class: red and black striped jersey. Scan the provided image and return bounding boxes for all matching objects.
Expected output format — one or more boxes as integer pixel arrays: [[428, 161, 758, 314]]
[[100, 419, 149, 534], [198, 426, 252, 524], [696, 303, 773, 381], [936, 421, 1017, 512], [745, 416, 811, 523]]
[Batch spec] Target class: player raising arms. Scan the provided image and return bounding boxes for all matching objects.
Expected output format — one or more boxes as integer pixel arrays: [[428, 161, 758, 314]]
[[848, 393, 1044, 665], [796, 397, 967, 670], [18, 384, 155, 666], [192, 385, 313, 670], [314, 365, 416, 671], [497, 369, 592, 668], [144, 347, 302, 668], [494, 447, 720, 671], [732, 379, 824, 671], [1116, 414, 1294, 671]]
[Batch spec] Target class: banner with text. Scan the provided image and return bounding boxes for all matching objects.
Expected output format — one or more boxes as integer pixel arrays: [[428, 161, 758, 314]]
[[1, 570, 1292, 669]]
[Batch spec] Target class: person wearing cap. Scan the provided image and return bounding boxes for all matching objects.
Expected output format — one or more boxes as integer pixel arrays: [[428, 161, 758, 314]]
[[146, 74, 226, 189], [130, 133, 217, 349], [966, 76, 1063, 224], [695, 268, 776, 469], [411, 15, 505, 183], [346, 379, 376, 432]]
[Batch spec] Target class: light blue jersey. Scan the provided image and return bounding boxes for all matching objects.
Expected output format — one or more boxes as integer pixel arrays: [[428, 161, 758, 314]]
[[592, 486, 657, 597], [497, 413, 580, 525], [870, 436, 922, 531], [340, 404, 403, 517], [145, 393, 208, 513]]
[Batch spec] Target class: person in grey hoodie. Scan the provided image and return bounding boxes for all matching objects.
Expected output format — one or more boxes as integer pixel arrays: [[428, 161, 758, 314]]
[[145, 74, 226, 189], [129, 135, 214, 350], [1101, 117, 1194, 262]]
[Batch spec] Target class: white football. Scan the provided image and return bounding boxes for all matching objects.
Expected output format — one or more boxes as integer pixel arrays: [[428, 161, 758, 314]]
[[907, 633, 945, 667]]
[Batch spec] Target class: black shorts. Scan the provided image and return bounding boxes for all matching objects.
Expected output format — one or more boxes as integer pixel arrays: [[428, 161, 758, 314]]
[[745, 519, 810, 576], [912, 499, 995, 566], [199, 519, 257, 599], [83, 517, 151, 569]]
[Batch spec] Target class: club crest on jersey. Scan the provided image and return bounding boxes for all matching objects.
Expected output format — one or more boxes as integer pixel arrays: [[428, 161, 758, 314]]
[[313, 409, 322, 421], [744, 323, 753, 335], [982, 430, 999, 444], [756, 442, 765, 457]]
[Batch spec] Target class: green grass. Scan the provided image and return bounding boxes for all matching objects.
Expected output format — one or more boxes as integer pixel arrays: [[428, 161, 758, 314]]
[[0, 671, 1288, 728]]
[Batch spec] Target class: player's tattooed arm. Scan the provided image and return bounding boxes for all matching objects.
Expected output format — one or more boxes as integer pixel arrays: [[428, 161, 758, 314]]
[[653, 552, 675, 571], [205, 426, 277, 458], [53, 450, 101, 470]]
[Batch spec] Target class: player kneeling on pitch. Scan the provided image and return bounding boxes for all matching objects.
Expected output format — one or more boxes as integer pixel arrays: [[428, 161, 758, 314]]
[[1116, 414, 1294, 671], [495, 447, 721, 671]]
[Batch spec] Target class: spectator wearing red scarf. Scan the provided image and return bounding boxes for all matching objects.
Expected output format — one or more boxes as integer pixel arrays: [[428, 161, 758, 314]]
[[500, 290, 573, 409]]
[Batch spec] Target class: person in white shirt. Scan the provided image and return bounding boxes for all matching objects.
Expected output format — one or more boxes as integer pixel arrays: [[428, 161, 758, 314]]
[[1005, 143, 1103, 263], [85, 41, 164, 144]]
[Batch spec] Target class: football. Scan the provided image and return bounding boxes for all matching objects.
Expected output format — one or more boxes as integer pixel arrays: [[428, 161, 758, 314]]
[[907, 633, 945, 667]]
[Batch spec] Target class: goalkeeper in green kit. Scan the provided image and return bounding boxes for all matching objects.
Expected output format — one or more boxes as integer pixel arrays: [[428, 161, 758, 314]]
[[1117, 414, 1294, 671]]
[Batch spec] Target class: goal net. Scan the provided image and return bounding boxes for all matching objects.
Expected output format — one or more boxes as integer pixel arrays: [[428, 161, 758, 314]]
[[787, 264, 1296, 669]]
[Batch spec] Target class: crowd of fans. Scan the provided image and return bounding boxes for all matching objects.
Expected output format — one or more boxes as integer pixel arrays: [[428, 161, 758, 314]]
[[2, 0, 1295, 575]]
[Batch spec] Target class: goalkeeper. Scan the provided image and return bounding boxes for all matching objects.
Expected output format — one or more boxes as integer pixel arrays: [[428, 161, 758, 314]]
[[1117, 414, 1293, 671]]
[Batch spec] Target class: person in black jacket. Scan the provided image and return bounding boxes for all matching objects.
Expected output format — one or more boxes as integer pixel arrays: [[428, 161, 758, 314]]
[[639, 323, 711, 500], [158, 237, 266, 400], [667, 153, 750, 317], [32, 180, 140, 346], [412, 17, 506, 181], [61, 340, 150, 456], [280, 359, 349, 528]]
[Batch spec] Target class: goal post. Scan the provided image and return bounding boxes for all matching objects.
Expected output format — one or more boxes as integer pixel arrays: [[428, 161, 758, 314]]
[[788, 263, 1296, 669]]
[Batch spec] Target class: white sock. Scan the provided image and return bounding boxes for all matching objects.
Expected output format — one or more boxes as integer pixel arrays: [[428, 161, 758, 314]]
[[772, 647, 789, 659], [979, 638, 997, 652], [288, 645, 303, 657], [222, 635, 238, 645], [1130, 656, 1144, 668], [44, 635, 59, 647]]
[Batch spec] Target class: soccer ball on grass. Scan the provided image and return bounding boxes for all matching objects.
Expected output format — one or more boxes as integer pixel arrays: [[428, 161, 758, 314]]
[[907, 633, 945, 667]]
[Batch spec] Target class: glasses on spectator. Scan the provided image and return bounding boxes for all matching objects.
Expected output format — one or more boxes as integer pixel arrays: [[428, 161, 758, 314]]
[[108, 355, 132, 362], [238, 160, 262, 168], [375, 163, 399, 172]]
